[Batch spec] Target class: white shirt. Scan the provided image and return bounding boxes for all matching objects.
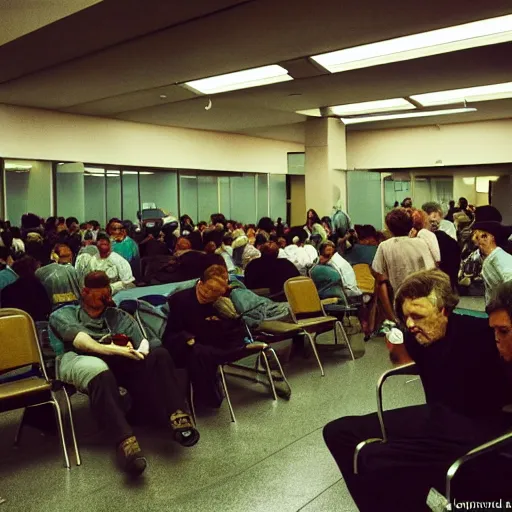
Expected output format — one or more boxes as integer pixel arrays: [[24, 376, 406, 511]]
[[372, 237, 436, 291], [417, 229, 441, 263], [439, 219, 457, 240], [482, 247, 512, 305], [283, 245, 318, 275], [328, 253, 362, 297]]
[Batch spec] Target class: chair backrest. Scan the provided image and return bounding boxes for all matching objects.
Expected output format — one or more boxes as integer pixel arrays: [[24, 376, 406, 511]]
[[353, 263, 376, 295], [0, 308, 45, 373], [284, 277, 325, 320]]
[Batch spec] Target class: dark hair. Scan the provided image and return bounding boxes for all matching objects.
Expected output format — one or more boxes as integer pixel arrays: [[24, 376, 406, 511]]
[[255, 233, 267, 247], [487, 281, 512, 319], [459, 197, 469, 210], [421, 202, 443, 216], [0, 246, 11, 261], [210, 213, 226, 226], [84, 271, 110, 289], [12, 255, 39, 278], [89, 220, 100, 229], [400, 197, 412, 208], [21, 213, 41, 229], [65, 217, 79, 229], [257, 217, 274, 234], [222, 234, 232, 246], [354, 224, 377, 240], [306, 209, 321, 225], [260, 241, 279, 259], [1, 231, 13, 249], [319, 240, 336, 255], [394, 269, 459, 325], [145, 219, 163, 238], [449, 200, 455, 208], [385, 208, 413, 237], [58, 217, 65, 224], [96, 232, 111, 243], [9, 227, 21, 239]]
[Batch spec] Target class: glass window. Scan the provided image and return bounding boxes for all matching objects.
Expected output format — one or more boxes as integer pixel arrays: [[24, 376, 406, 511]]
[[198, 175, 218, 223], [347, 171, 382, 228], [56, 162, 86, 221], [179, 174, 198, 222], [139, 170, 178, 219], [121, 172, 140, 223], [230, 175, 256, 225], [4, 160, 52, 224], [106, 170, 122, 222], [84, 167, 106, 225], [218, 177, 231, 221], [256, 174, 269, 221], [269, 174, 286, 222]]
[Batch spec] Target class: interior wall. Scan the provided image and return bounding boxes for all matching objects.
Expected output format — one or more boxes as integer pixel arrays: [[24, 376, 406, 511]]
[[492, 175, 512, 224], [347, 119, 512, 170], [0, 105, 303, 174], [289, 175, 306, 227]]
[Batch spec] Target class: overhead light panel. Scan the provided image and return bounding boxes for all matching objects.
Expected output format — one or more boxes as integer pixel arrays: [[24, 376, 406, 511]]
[[5, 163, 32, 171], [184, 65, 293, 94], [411, 81, 512, 106], [340, 107, 476, 125], [330, 98, 415, 116], [311, 14, 512, 73]]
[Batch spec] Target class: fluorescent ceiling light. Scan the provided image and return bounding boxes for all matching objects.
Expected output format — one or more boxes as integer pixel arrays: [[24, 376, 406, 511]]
[[311, 14, 512, 73], [184, 65, 293, 94], [411, 81, 512, 106], [340, 107, 476, 125], [5, 163, 32, 171], [330, 98, 414, 116]]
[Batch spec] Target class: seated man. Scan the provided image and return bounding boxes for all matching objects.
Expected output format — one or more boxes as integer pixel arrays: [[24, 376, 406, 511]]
[[75, 233, 135, 294], [343, 224, 379, 267], [323, 270, 512, 511], [108, 219, 140, 278], [36, 243, 81, 307], [244, 241, 299, 297], [50, 271, 198, 476], [163, 264, 264, 407]]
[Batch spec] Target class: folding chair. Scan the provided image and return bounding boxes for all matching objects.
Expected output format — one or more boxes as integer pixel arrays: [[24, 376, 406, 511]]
[[353, 362, 512, 510], [282, 276, 356, 376], [0, 308, 81, 468]]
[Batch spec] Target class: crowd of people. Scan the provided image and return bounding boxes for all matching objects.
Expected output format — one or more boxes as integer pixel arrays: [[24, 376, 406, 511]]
[[0, 196, 511, 506]]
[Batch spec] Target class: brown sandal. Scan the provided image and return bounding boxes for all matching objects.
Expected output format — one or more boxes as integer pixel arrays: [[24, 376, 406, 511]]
[[170, 410, 200, 447]]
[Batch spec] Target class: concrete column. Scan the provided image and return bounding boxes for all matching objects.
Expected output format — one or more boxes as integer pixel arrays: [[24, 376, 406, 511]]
[[304, 117, 347, 218]]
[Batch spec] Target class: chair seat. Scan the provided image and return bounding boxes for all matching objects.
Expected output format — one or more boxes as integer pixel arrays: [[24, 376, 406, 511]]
[[257, 320, 303, 335], [296, 316, 337, 329], [0, 377, 51, 401]]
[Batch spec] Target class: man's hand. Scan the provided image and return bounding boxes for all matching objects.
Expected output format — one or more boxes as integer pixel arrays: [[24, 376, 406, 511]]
[[107, 343, 145, 360]]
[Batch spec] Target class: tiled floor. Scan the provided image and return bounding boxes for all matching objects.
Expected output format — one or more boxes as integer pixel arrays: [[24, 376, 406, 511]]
[[0, 328, 430, 512]]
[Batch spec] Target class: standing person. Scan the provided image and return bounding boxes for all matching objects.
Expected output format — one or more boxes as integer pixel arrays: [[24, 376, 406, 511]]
[[304, 209, 327, 242], [50, 271, 199, 476], [421, 201, 457, 240], [331, 200, 353, 244], [458, 197, 474, 221], [409, 209, 441, 264], [65, 217, 82, 255], [445, 200, 457, 222], [471, 221, 512, 304], [372, 208, 436, 320], [400, 197, 412, 208]]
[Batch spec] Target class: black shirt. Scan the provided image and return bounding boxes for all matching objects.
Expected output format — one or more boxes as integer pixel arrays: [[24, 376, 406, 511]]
[[404, 312, 510, 418], [244, 257, 300, 296], [1, 277, 52, 322], [434, 230, 461, 288]]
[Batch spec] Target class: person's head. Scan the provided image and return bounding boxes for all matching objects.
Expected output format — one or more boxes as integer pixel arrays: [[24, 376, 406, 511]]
[[354, 224, 378, 245], [57, 217, 65, 225], [175, 237, 192, 252], [306, 209, 321, 225], [260, 241, 279, 259], [257, 217, 274, 234], [320, 216, 332, 233], [474, 205, 502, 223], [421, 202, 444, 231], [9, 227, 21, 239], [96, 232, 112, 257], [12, 255, 40, 279], [401, 197, 412, 208], [395, 269, 459, 346], [1, 230, 13, 250], [319, 240, 336, 263], [53, 243, 73, 264], [449, 200, 455, 209], [487, 281, 512, 362], [89, 220, 100, 231], [385, 208, 413, 237], [222, 234, 233, 247], [471, 221, 511, 255], [277, 237, 287, 249], [21, 213, 42, 230], [197, 221, 208, 233], [107, 219, 125, 242], [44, 217, 57, 232], [210, 213, 226, 227], [0, 246, 13, 265], [65, 217, 79, 233], [393, 201, 399, 208], [204, 241, 217, 254], [410, 208, 431, 232], [81, 271, 113, 317], [458, 197, 469, 210], [145, 219, 163, 239], [255, 233, 267, 250], [196, 264, 229, 304]]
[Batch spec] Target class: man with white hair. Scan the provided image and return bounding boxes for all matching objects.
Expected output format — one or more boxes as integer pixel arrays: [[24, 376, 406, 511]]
[[422, 201, 457, 240]]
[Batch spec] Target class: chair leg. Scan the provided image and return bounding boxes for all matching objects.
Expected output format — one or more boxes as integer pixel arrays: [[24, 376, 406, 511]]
[[62, 388, 81, 466], [187, 379, 197, 426], [266, 347, 291, 391], [50, 396, 71, 469], [14, 408, 28, 446], [336, 321, 355, 361], [218, 365, 236, 423], [260, 350, 278, 401], [305, 331, 325, 376]]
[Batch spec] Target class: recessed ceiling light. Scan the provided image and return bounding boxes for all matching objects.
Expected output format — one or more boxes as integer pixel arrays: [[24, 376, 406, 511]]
[[411, 81, 512, 106], [311, 14, 512, 73], [340, 107, 476, 125], [330, 98, 415, 116], [184, 65, 293, 94], [159, 94, 167, 99]]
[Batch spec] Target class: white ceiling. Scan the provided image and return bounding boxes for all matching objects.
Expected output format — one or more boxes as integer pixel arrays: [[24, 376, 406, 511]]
[[0, 0, 511, 142]]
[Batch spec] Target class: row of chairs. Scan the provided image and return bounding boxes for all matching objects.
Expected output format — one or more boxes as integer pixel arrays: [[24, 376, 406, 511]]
[[0, 276, 358, 469]]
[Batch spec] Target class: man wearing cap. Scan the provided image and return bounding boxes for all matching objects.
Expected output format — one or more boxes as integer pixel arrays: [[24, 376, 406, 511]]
[[50, 271, 199, 476], [323, 269, 511, 511]]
